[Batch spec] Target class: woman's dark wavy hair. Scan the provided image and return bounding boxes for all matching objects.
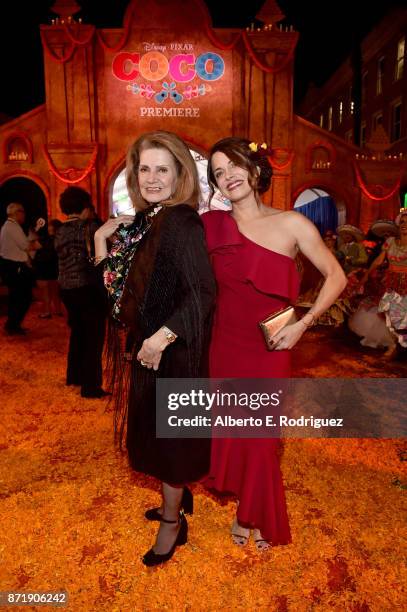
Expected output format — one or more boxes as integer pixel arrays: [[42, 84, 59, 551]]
[[207, 137, 273, 205], [59, 186, 92, 215]]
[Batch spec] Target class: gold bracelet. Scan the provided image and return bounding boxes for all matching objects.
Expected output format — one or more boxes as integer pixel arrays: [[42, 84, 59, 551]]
[[299, 313, 315, 328]]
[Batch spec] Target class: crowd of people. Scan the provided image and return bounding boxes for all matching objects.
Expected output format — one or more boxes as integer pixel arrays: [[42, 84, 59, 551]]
[[0, 187, 109, 398], [297, 214, 407, 359], [0, 130, 405, 566]]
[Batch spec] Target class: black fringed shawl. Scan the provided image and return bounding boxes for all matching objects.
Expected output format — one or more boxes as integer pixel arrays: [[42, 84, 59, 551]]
[[108, 204, 216, 483]]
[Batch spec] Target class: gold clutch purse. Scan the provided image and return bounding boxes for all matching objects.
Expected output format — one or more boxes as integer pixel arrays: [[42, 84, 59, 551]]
[[259, 306, 297, 350]]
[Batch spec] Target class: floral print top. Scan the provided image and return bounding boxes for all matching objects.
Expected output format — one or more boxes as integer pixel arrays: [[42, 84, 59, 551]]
[[103, 204, 162, 321], [384, 237, 407, 270]]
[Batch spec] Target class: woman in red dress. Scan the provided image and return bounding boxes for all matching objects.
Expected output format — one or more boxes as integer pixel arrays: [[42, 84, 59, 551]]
[[202, 138, 347, 550]]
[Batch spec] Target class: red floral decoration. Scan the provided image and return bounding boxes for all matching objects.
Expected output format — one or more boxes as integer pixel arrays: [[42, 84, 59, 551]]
[[42, 144, 98, 184], [96, 10, 133, 53], [40, 29, 76, 63], [353, 161, 401, 201], [62, 24, 96, 46], [268, 148, 295, 171], [40, 0, 297, 74]]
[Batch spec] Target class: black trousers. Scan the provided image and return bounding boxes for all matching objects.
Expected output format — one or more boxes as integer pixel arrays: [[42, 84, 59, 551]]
[[60, 285, 107, 395], [1, 259, 33, 331]]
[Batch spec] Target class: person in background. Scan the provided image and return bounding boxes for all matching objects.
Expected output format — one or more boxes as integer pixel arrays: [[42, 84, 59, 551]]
[[0, 203, 40, 334], [322, 229, 343, 260], [367, 219, 398, 264], [348, 219, 398, 351], [87, 203, 104, 227], [34, 218, 63, 318], [54, 187, 108, 398], [335, 224, 368, 309], [336, 225, 368, 274], [362, 211, 407, 359]]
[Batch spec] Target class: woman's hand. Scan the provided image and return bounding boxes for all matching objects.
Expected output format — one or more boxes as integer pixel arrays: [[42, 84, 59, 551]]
[[34, 217, 46, 232], [94, 215, 135, 241], [94, 215, 135, 261], [271, 321, 307, 351], [137, 328, 171, 371]]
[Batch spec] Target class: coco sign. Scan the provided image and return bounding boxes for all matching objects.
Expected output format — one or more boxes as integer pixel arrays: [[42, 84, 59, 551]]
[[112, 50, 225, 82], [112, 47, 225, 113]]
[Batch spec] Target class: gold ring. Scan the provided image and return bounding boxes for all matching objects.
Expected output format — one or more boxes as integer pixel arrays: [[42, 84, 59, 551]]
[[140, 359, 146, 366]]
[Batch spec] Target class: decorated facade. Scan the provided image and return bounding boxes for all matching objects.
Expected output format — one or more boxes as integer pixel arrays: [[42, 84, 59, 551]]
[[0, 0, 405, 230]]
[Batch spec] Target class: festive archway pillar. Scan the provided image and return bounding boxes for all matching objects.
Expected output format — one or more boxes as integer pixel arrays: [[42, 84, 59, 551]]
[[353, 158, 405, 230]]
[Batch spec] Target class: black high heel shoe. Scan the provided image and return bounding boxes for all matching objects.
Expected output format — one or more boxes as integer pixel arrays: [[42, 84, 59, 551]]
[[145, 486, 193, 521], [142, 514, 188, 566]]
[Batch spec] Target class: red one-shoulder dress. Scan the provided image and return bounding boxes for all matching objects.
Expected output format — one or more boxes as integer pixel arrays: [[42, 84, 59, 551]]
[[202, 210, 300, 544]]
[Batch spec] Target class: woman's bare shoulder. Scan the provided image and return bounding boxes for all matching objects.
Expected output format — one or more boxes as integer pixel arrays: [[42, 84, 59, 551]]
[[263, 210, 320, 244], [264, 208, 306, 225]]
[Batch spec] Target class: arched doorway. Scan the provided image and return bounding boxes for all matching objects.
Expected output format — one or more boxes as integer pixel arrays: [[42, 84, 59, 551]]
[[293, 188, 346, 235], [0, 177, 48, 231], [109, 148, 230, 216], [293, 187, 347, 296]]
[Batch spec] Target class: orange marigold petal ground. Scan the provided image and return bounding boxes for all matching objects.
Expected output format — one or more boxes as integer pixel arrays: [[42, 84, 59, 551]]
[[0, 308, 405, 611]]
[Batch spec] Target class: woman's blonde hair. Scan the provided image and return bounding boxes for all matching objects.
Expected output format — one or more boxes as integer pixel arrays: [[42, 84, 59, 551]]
[[126, 131, 201, 211]]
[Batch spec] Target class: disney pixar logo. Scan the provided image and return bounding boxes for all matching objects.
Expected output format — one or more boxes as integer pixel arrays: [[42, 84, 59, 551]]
[[112, 48, 225, 105]]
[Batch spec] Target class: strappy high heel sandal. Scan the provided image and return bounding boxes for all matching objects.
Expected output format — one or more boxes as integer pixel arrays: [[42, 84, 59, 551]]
[[145, 486, 193, 521], [142, 514, 188, 567], [253, 528, 271, 552], [231, 517, 250, 547]]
